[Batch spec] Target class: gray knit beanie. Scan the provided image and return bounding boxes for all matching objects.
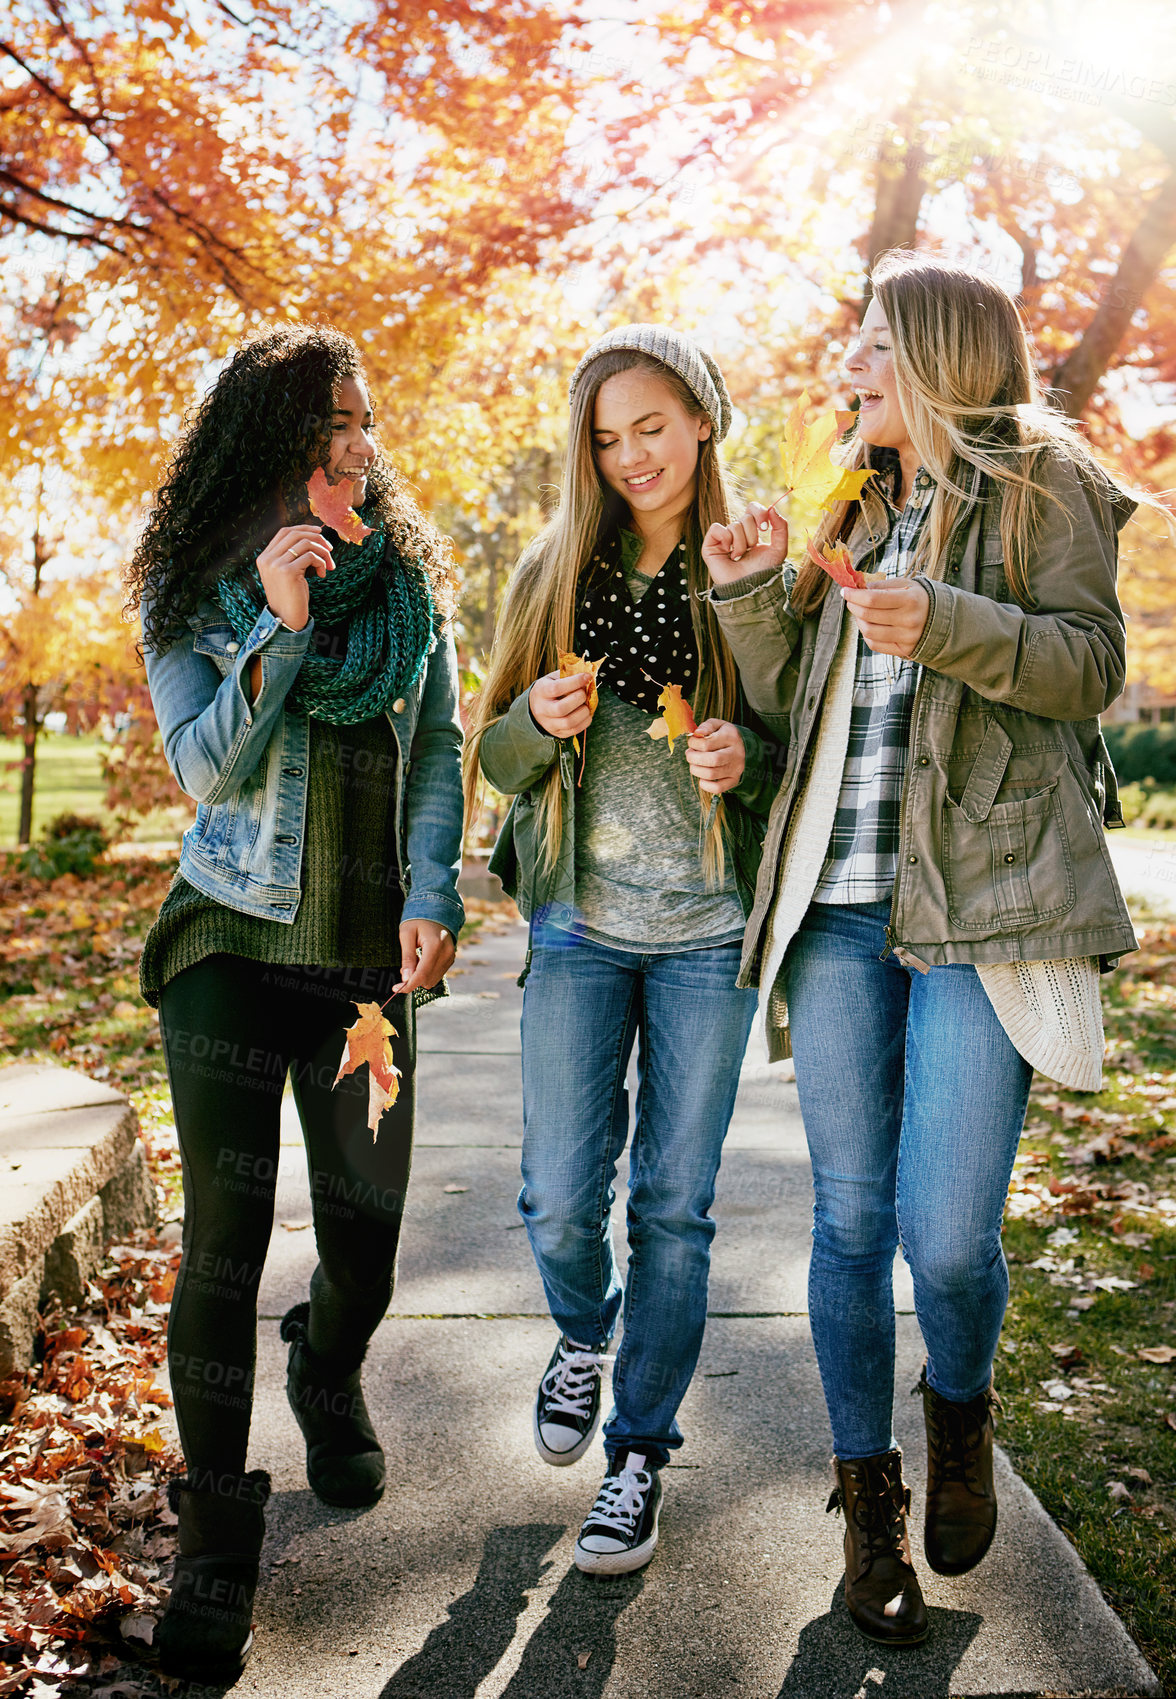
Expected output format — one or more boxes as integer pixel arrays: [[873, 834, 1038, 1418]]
[[569, 324, 733, 443]]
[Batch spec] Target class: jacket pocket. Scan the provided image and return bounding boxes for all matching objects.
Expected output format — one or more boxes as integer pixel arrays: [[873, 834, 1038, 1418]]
[[943, 779, 1075, 930]]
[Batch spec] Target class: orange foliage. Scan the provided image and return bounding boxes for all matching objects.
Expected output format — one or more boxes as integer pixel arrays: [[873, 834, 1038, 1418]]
[[307, 469, 372, 545], [334, 1001, 401, 1138]]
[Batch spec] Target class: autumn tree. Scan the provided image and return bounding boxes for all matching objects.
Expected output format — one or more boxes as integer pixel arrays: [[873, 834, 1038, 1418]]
[[0, 485, 140, 843]]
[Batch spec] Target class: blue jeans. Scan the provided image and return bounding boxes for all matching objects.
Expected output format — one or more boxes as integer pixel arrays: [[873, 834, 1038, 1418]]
[[782, 899, 1033, 1460], [520, 930, 757, 1467]]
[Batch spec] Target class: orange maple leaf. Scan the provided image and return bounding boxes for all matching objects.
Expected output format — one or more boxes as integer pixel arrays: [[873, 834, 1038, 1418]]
[[805, 536, 867, 589], [307, 466, 373, 544], [557, 649, 603, 772], [334, 1000, 401, 1138], [776, 392, 877, 514], [648, 680, 698, 753]]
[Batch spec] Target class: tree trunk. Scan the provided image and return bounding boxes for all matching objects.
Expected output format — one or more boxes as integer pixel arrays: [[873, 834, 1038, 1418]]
[[17, 523, 48, 846], [483, 552, 498, 652], [861, 104, 929, 315], [1051, 166, 1176, 418], [17, 682, 38, 846]]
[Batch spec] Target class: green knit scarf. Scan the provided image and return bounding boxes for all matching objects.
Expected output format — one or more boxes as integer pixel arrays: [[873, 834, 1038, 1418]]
[[216, 523, 436, 726]]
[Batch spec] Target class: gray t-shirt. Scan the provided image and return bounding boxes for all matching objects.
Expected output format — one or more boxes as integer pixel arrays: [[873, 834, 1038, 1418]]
[[570, 553, 745, 954]]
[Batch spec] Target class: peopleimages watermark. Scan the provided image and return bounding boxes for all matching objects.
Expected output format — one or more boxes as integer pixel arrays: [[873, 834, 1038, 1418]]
[[963, 38, 1176, 108]]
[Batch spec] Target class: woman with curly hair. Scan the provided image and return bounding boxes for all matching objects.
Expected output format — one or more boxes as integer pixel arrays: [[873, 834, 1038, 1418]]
[[128, 324, 463, 1683]]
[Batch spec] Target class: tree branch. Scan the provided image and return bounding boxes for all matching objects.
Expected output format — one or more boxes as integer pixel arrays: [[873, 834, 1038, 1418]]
[[1051, 166, 1176, 417]]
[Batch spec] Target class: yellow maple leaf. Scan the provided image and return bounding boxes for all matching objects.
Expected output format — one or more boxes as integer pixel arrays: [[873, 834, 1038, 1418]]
[[648, 680, 697, 753], [334, 1001, 401, 1139], [556, 650, 603, 757], [777, 392, 877, 513]]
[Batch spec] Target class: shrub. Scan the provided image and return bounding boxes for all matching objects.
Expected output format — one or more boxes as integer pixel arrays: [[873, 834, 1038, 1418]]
[[19, 813, 111, 879], [1117, 781, 1149, 825], [1103, 722, 1176, 787]]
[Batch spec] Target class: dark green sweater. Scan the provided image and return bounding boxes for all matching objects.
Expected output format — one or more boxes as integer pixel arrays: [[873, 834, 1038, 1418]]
[[140, 715, 403, 1008]]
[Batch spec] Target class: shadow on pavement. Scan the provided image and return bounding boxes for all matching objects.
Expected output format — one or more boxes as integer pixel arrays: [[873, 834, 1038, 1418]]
[[774, 1591, 982, 1697], [499, 1564, 646, 1698], [378, 1522, 563, 1699]]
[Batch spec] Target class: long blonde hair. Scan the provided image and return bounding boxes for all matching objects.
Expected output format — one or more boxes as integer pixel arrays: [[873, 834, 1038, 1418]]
[[465, 349, 741, 877], [792, 250, 1149, 619]]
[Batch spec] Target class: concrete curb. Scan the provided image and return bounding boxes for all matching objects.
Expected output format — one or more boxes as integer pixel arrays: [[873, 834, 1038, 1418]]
[[0, 1062, 157, 1373]]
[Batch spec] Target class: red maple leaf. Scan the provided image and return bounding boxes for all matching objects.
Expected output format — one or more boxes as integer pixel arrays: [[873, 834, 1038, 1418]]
[[307, 467, 372, 543]]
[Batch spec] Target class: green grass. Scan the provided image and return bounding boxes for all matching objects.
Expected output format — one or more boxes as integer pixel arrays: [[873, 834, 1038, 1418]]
[[995, 901, 1176, 1694], [0, 733, 191, 848]]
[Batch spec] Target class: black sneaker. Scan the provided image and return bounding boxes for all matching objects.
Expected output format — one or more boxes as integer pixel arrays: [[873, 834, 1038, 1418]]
[[574, 1450, 662, 1575], [533, 1335, 607, 1465]]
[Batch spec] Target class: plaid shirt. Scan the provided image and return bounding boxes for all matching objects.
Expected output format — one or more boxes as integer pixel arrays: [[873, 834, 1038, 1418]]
[[812, 467, 935, 905]]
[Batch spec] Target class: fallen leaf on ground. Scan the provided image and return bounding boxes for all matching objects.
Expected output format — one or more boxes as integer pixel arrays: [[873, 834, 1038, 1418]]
[[578, 1651, 592, 1669], [1049, 1343, 1084, 1370], [1137, 1345, 1176, 1364], [334, 1001, 401, 1137], [443, 1185, 469, 1194]]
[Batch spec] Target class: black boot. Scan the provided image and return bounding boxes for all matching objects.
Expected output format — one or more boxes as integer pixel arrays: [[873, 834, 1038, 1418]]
[[157, 1468, 270, 1684], [280, 1301, 385, 1509]]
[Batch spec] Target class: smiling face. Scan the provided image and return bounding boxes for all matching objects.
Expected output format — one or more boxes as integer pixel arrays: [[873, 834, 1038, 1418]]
[[844, 298, 912, 458], [591, 369, 711, 531], [326, 375, 377, 505]]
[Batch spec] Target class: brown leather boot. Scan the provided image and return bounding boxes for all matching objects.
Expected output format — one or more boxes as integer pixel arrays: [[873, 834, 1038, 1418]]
[[917, 1366, 1000, 1575], [827, 1450, 928, 1645]]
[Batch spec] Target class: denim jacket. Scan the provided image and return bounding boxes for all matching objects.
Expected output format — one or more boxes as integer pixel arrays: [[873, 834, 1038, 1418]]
[[143, 598, 465, 936]]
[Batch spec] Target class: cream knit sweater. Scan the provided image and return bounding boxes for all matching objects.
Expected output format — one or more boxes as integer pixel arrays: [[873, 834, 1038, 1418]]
[[758, 618, 1105, 1092]]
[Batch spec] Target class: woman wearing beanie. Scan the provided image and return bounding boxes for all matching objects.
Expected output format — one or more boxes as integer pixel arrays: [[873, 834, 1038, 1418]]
[[704, 252, 1142, 1643], [128, 325, 463, 1682], [465, 325, 775, 1574]]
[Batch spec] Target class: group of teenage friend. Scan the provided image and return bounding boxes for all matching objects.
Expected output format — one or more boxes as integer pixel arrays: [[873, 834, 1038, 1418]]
[[127, 250, 1143, 1684]]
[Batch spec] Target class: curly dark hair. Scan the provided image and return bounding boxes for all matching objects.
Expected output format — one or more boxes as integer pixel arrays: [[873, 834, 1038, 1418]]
[[126, 323, 458, 651]]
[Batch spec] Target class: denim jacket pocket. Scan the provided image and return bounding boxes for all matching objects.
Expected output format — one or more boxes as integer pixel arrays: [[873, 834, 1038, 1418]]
[[943, 779, 1075, 931]]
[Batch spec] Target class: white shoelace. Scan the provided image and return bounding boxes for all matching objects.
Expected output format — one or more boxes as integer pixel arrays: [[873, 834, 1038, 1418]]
[[540, 1342, 606, 1419], [587, 1459, 650, 1532]]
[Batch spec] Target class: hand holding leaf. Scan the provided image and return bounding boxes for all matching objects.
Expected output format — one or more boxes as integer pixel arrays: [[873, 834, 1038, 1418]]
[[334, 1000, 401, 1139], [556, 650, 603, 757]]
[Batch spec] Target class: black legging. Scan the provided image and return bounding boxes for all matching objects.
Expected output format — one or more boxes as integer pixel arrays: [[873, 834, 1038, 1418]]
[[158, 954, 415, 1474]]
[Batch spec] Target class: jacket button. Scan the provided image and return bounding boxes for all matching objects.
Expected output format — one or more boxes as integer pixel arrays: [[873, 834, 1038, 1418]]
[[918, 755, 930, 766], [275, 834, 298, 845], [225, 641, 240, 655], [392, 698, 406, 714], [908, 854, 918, 864], [282, 767, 304, 777], [1004, 852, 1016, 863]]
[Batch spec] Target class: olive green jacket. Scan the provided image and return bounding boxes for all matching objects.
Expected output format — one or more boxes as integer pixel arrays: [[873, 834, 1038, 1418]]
[[482, 685, 776, 949], [711, 454, 1138, 985]]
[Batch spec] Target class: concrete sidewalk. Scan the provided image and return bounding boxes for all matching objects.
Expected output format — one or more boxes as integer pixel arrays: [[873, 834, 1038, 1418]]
[[235, 918, 1158, 1698]]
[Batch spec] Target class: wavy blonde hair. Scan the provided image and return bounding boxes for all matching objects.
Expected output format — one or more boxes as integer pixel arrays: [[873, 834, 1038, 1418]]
[[791, 249, 1150, 619], [464, 349, 741, 878]]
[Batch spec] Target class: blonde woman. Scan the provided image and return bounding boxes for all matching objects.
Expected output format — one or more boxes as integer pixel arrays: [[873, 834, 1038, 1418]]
[[704, 251, 1142, 1644], [465, 326, 774, 1574]]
